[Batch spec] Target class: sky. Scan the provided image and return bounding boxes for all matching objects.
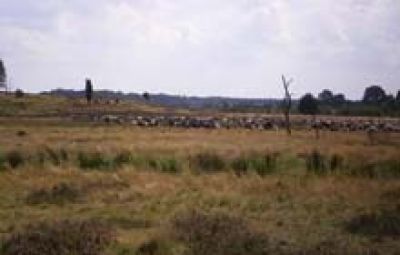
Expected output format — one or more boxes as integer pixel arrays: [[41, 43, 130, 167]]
[[0, 0, 399, 99]]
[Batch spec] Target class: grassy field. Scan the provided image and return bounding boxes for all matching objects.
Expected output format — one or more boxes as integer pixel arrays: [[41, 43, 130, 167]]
[[0, 116, 399, 254]]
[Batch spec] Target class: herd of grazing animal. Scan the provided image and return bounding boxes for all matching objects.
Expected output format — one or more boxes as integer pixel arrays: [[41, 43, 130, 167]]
[[93, 114, 400, 133]]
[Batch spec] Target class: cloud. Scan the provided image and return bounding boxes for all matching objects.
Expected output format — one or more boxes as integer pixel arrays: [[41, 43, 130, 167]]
[[0, 0, 399, 98]]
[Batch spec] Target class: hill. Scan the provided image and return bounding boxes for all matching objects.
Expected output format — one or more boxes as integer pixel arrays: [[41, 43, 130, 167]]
[[42, 89, 282, 111]]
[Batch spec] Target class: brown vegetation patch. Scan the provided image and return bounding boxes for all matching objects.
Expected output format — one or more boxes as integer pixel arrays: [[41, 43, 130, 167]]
[[25, 182, 82, 205], [171, 209, 272, 255], [1, 219, 114, 255], [345, 208, 400, 238]]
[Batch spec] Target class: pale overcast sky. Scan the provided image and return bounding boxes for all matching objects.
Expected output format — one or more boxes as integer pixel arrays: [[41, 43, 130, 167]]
[[0, 0, 399, 99]]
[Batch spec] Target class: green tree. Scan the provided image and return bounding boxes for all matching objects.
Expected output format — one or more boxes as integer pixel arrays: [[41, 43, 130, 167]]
[[142, 92, 150, 101], [298, 93, 319, 115], [85, 79, 93, 104], [332, 93, 346, 105], [15, 89, 24, 98], [362, 85, 386, 104], [318, 89, 334, 102]]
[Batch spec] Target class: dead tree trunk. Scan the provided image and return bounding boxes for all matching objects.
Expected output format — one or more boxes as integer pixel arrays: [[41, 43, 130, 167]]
[[282, 75, 293, 136]]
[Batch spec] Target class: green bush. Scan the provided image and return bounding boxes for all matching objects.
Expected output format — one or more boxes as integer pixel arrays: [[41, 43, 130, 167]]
[[113, 150, 133, 167], [0, 152, 6, 170], [149, 157, 181, 173], [1, 219, 114, 255], [78, 152, 114, 170], [305, 150, 327, 174], [190, 152, 226, 172], [329, 154, 344, 171], [347, 159, 400, 179], [5, 150, 25, 169], [45, 147, 61, 165], [231, 153, 278, 177]]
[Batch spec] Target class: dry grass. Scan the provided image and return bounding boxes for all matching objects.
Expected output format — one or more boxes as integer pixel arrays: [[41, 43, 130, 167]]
[[0, 119, 399, 254]]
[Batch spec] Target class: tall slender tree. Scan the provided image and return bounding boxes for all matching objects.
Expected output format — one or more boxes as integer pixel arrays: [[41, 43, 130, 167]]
[[0, 59, 7, 90], [281, 75, 293, 136], [85, 78, 93, 104]]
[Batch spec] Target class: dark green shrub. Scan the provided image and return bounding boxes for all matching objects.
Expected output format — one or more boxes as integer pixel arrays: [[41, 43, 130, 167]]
[[137, 239, 160, 255], [231, 157, 249, 176], [78, 152, 113, 170], [253, 154, 277, 176], [305, 150, 327, 175], [345, 209, 400, 237], [136, 238, 176, 255], [45, 147, 61, 165], [190, 152, 226, 172], [1, 219, 114, 255], [36, 151, 46, 165], [0, 152, 6, 170], [14, 89, 24, 98], [59, 148, 69, 161], [347, 159, 400, 179], [5, 150, 24, 169], [16, 130, 27, 137], [329, 154, 344, 171], [113, 150, 132, 167], [149, 157, 181, 173], [25, 183, 81, 205], [171, 210, 269, 255], [231, 153, 278, 177]]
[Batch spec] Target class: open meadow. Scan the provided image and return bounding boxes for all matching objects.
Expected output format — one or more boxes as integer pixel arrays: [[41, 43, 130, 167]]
[[0, 111, 399, 254]]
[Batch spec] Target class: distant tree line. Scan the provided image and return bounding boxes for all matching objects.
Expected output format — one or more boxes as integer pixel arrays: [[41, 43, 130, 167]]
[[2, 57, 398, 116], [298, 85, 400, 117]]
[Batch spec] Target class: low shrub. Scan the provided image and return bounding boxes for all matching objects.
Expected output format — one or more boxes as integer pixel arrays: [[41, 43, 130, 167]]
[[149, 157, 181, 173], [113, 150, 133, 167], [329, 154, 344, 171], [5, 150, 25, 169], [25, 183, 81, 205], [78, 151, 114, 170], [0, 152, 6, 170], [344, 208, 400, 238], [347, 159, 400, 179], [231, 153, 278, 177], [16, 130, 27, 137], [1, 219, 114, 255], [136, 238, 176, 255], [190, 152, 226, 173], [45, 147, 62, 165], [59, 148, 69, 161], [171, 210, 269, 255], [305, 150, 327, 174]]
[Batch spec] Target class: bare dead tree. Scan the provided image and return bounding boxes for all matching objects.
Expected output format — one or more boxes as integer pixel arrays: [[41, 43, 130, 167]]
[[282, 75, 293, 136]]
